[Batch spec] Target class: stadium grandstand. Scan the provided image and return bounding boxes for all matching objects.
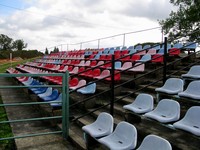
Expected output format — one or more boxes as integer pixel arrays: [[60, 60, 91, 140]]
[[1, 31, 200, 150]]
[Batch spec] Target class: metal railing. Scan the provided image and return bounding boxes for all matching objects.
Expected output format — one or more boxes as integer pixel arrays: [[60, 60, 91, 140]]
[[68, 38, 200, 121], [0, 72, 69, 140]]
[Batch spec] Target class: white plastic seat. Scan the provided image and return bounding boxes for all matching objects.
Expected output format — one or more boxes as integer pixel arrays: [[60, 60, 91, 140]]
[[137, 134, 172, 150], [123, 94, 154, 114], [178, 80, 200, 100], [118, 62, 132, 71], [82, 112, 113, 138], [69, 67, 79, 74], [182, 65, 200, 80], [129, 63, 145, 72], [144, 99, 180, 123], [173, 106, 200, 136], [98, 121, 137, 150], [155, 78, 184, 101]]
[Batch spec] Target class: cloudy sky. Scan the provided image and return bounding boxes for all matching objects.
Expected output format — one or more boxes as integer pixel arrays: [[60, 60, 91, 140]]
[[0, 0, 176, 52]]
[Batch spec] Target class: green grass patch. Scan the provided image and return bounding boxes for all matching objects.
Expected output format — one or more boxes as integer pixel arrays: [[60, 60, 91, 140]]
[[0, 57, 39, 73], [0, 96, 15, 150]]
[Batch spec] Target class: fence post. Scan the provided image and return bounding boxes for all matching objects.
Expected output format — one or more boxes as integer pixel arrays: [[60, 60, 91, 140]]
[[163, 37, 167, 84], [62, 71, 69, 139], [110, 55, 115, 116]]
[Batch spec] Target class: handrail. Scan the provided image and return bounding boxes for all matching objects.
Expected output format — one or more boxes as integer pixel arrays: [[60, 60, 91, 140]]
[[68, 39, 200, 120]]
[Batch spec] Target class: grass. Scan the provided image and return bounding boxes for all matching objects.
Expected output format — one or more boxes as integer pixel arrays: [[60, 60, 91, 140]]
[[0, 57, 39, 73], [0, 57, 38, 149], [0, 96, 15, 150]]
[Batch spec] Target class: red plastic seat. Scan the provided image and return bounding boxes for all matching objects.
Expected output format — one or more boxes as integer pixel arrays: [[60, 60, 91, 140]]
[[67, 66, 74, 72], [99, 55, 107, 61], [79, 69, 93, 77], [131, 55, 141, 62], [90, 61, 97, 67], [105, 55, 112, 61], [94, 69, 110, 80], [105, 71, 121, 82], [169, 48, 180, 56], [58, 65, 68, 73], [87, 69, 101, 78], [152, 54, 163, 63], [120, 55, 130, 62], [121, 50, 129, 56], [101, 62, 111, 69], [69, 78, 79, 87]]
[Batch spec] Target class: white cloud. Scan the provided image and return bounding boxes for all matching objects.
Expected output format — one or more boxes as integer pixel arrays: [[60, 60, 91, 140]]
[[0, 0, 176, 52]]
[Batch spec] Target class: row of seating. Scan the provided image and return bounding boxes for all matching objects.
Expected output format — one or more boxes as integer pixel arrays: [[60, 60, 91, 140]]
[[82, 112, 172, 150], [156, 77, 200, 101], [123, 93, 200, 136], [25, 60, 145, 74], [16, 65, 122, 83], [6, 68, 97, 106]]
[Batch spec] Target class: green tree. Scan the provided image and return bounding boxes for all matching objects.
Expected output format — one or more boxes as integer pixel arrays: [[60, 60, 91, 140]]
[[45, 47, 49, 55], [0, 34, 13, 51], [53, 47, 59, 53], [159, 0, 200, 41], [12, 39, 27, 51]]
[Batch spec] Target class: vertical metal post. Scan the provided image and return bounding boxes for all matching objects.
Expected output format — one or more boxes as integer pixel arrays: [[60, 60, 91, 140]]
[[110, 55, 115, 116], [98, 39, 100, 50], [123, 34, 126, 47], [80, 43, 82, 50], [62, 71, 69, 139], [163, 37, 167, 84], [67, 44, 69, 51]]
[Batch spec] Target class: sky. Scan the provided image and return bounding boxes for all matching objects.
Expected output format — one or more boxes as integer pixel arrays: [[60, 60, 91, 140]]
[[0, 0, 177, 52]]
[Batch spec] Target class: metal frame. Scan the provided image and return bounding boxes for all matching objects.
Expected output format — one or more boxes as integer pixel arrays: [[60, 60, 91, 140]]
[[0, 72, 69, 140]]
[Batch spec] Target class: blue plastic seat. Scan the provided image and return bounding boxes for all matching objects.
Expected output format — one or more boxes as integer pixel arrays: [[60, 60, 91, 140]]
[[137, 134, 172, 150], [22, 77, 33, 86], [77, 82, 96, 94], [98, 121, 137, 150], [143, 45, 151, 50], [144, 99, 180, 123], [173, 106, 200, 136], [123, 94, 154, 114], [50, 93, 62, 107], [173, 43, 183, 48], [41, 89, 59, 101], [82, 112, 114, 138], [184, 42, 198, 49], [136, 54, 151, 62], [38, 87, 53, 98], [33, 86, 48, 94]]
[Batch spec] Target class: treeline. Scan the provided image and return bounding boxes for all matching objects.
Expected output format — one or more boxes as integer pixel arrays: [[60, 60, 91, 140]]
[[0, 50, 43, 59], [0, 34, 43, 59]]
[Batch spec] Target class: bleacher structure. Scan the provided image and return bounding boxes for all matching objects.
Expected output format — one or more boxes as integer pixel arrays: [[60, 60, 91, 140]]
[[5, 40, 200, 149]]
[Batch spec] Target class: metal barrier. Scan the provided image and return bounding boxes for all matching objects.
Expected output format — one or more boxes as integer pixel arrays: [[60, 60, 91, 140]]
[[0, 72, 69, 140]]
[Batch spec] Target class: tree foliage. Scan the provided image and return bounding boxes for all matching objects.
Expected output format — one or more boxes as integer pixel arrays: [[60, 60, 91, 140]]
[[53, 47, 59, 53], [159, 0, 200, 42], [45, 47, 49, 55], [12, 39, 27, 51], [0, 34, 13, 51]]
